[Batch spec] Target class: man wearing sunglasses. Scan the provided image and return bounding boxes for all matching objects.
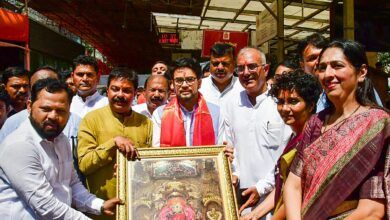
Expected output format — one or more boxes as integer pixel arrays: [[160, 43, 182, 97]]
[[199, 43, 243, 106], [222, 47, 292, 218], [151, 58, 222, 147]]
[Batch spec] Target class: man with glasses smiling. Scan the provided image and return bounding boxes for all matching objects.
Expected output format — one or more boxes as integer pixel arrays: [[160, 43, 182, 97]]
[[222, 47, 291, 218], [199, 43, 243, 106], [152, 58, 222, 147]]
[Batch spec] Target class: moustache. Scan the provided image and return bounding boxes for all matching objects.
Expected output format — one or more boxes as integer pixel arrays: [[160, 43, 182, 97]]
[[150, 97, 163, 102], [113, 97, 128, 103], [16, 91, 28, 98], [43, 119, 59, 128], [79, 82, 90, 87]]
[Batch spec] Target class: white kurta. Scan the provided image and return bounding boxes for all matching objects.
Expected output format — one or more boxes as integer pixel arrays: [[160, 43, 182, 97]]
[[199, 75, 244, 106], [70, 91, 108, 118], [222, 90, 291, 216], [132, 103, 152, 118]]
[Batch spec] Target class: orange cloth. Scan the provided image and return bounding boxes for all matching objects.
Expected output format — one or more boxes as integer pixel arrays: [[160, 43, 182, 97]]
[[160, 93, 215, 147]]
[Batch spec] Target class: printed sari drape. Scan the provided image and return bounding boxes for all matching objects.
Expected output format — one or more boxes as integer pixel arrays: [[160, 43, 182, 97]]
[[291, 108, 389, 219]]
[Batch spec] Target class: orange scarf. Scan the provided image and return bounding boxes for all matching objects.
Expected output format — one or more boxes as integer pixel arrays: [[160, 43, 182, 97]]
[[160, 93, 215, 147]]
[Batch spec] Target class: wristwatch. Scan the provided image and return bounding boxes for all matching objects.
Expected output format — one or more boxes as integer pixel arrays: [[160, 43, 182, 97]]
[[100, 202, 105, 214]]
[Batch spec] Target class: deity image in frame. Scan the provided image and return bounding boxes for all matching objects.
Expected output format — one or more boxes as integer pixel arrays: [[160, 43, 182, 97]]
[[116, 146, 238, 220]]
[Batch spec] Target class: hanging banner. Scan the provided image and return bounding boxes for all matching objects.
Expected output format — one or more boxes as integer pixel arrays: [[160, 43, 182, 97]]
[[256, 1, 277, 46], [201, 30, 249, 58], [0, 8, 29, 43]]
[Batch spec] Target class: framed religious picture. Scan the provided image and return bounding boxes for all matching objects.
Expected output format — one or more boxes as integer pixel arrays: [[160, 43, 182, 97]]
[[116, 146, 238, 220]]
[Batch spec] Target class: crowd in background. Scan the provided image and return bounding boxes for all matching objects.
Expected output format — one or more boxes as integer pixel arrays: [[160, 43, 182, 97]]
[[0, 33, 389, 220]]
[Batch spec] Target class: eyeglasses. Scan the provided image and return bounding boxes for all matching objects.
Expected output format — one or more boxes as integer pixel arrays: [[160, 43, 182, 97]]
[[173, 77, 197, 86], [211, 61, 232, 67], [236, 63, 265, 73]]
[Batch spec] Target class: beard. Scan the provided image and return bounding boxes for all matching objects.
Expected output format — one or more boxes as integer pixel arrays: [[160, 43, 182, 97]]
[[29, 116, 64, 140], [177, 91, 196, 101]]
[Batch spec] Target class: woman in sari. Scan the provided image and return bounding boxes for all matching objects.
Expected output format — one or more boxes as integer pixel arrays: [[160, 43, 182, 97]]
[[284, 40, 389, 220], [241, 70, 322, 220]]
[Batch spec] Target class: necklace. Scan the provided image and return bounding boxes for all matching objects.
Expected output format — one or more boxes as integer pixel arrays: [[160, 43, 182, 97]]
[[322, 104, 361, 134]]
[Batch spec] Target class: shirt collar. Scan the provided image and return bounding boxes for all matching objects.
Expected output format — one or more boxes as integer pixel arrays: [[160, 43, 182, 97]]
[[211, 75, 237, 94], [75, 90, 101, 104], [180, 103, 197, 115], [108, 105, 134, 121], [239, 89, 269, 108]]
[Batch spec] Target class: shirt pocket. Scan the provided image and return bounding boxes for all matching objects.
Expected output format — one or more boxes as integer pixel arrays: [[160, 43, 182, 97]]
[[264, 122, 282, 149]]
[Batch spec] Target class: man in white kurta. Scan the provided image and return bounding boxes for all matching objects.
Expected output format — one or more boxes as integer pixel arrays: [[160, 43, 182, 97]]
[[199, 75, 243, 106], [152, 58, 224, 147], [199, 43, 243, 106], [70, 91, 108, 118], [70, 55, 108, 118], [132, 75, 169, 119], [222, 48, 291, 218]]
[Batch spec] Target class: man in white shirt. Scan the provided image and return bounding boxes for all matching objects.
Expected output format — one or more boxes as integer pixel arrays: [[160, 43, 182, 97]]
[[0, 66, 81, 146], [222, 47, 291, 218], [132, 75, 169, 118], [70, 55, 108, 118], [152, 58, 223, 147], [199, 43, 243, 106], [0, 78, 120, 219]]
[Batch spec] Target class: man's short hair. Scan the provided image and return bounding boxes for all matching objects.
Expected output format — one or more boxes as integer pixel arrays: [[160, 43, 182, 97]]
[[152, 60, 168, 68], [30, 78, 72, 105], [60, 70, 72, 82], [297, 33, 327, 61], [268, 57, 299, 80], [237, 47, 267, 64], [202, 62, 210, 73], [107, 67, 138, 89], [2, 67, 30, 85], [210, 43, 235, 58], [144, 75, 169, 89], [171, 58, 202, 79], [32, 66, 60, 79], [0, 87, 11, 108], [72, 55, 99, 73]]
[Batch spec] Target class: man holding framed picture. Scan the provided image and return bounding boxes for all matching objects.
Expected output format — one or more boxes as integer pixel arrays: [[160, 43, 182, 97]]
[[152, 57, 223, 147], [77, 67, 152, 220]]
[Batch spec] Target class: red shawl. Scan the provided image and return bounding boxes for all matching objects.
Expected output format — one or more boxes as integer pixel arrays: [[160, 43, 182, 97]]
[[160, 93, 215, 147]]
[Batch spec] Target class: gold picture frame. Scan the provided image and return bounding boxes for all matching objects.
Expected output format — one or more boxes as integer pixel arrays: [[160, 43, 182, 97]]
[[116, 146, 238, 220]]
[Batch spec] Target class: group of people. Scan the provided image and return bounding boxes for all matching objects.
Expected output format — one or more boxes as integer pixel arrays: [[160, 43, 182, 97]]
[[0, 32, 388, 220]]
